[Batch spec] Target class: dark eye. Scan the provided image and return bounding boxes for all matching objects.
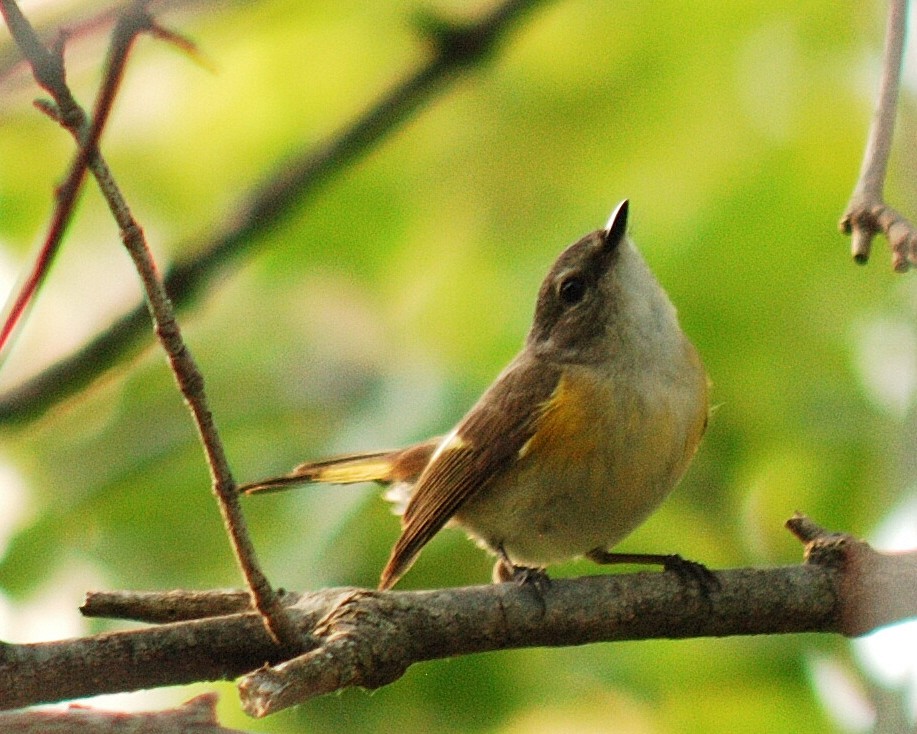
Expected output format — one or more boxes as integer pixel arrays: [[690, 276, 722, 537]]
[[558, 275, 586, 306]]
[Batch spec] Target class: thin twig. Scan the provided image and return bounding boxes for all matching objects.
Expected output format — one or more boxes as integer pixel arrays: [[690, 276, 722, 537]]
[[0, 0, 90, 355], [81, 588, 256, 623], [839, 0, 916, 271], [0, 0, 296, 648], [95, 3, 296, 650], [0, 0, 549, 425]]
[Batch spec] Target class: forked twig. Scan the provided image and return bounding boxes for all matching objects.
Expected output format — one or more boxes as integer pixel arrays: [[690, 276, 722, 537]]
[[0, 0, 296, 647], [840, 0, 916, 271]]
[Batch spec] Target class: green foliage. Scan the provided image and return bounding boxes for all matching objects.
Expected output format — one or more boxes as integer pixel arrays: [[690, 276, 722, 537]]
[[0, 0, 913, 730]]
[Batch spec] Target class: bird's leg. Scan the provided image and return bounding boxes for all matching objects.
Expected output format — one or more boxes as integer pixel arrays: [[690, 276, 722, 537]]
[[493, 544, 551, 592], [586, 549, 719, 591]]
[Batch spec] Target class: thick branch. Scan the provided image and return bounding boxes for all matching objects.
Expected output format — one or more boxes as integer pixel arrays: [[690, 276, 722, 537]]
[[787, 513, 917, 635], [3, 519, 915, 715], [0, 568, 849, 713], [0, 0, 549, 425], [237, 566, 837, 716]]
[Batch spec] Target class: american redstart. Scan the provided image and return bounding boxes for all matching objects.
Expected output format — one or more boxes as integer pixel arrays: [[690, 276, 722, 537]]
[[241, 200, 709, 590]]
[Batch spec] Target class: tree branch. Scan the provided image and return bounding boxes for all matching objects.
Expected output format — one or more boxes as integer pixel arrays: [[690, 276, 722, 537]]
[[2, 517, 914, 716], [0, 0, 549, 426], [839, 0, 916, 271]]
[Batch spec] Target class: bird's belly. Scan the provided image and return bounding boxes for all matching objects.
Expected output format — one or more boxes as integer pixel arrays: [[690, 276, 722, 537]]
[[452, 365, 706, 567], [455, 448, 671, 566]]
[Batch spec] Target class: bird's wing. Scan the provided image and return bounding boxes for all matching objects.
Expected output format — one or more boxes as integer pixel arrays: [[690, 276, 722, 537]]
[[379, 357, 562, 589]]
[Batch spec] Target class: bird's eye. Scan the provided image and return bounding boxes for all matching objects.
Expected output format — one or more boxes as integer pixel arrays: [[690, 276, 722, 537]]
[[558, 275, 586, 306]]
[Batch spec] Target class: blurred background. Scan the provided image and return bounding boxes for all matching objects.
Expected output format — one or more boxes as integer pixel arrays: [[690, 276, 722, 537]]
[[1, 0, 916, 731]]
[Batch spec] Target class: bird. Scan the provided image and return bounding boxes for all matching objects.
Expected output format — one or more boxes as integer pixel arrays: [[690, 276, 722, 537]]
[[240, 200, 709, 591]]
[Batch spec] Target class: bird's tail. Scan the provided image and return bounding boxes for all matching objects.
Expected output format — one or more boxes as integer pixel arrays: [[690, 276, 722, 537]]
[[238, 438, 439, 495]]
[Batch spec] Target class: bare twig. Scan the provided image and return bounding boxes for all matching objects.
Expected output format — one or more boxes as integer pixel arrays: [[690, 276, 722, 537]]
[[0, 519, 898, 714], [839, 0, 916, 271], [94, 6, 296, 649], [0, 0, 92, 355], [0, 0, 296, 648], [82, 588, 256, 623], [0, 0, 549, 425]]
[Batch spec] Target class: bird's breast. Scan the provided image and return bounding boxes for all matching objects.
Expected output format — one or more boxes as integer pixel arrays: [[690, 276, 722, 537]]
[[454, 346, 707, 567]]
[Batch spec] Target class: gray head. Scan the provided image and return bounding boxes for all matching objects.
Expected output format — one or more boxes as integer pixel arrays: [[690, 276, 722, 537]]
[[526, 201, 680, 366]]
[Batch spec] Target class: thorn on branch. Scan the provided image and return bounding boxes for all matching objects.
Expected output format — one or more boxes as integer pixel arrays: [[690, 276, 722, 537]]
[[786, 512, 855, 568], [786, 512, 833, 545], [32, 97, 62, 122], [149, 20, 216, 72]]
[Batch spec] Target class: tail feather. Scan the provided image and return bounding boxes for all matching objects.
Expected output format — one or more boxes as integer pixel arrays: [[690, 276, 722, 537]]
[[293, 450, 403, 485], [238, 438, 440, 495], [237, 473, 320, 494], [238, 449, 399, 494]]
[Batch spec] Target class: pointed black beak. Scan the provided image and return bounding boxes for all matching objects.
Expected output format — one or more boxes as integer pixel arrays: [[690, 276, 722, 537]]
[[602, 199, 629, 250]]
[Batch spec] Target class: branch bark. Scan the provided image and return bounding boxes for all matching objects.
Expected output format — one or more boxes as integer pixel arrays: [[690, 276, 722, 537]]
[[2, 518, 915, 717]]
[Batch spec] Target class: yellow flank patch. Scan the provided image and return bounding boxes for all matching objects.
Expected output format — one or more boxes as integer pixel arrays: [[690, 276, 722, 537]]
[[520, 373, 604, 463], [316, 460, 392, 484]]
